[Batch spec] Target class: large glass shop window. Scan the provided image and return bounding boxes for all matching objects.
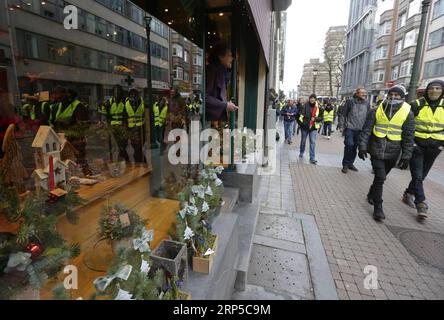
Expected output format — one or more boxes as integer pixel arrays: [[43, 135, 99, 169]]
[[0, 0, 205, 300]]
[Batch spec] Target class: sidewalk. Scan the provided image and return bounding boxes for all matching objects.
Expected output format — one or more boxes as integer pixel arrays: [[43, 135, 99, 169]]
[[290, 129, 444, 300], [232, 124, 338, 300]]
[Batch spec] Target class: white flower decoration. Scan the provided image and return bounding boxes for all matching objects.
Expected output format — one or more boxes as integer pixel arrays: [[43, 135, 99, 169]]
[[202, 201, 210, 213], [215, 178, 223, 187], [205, 186, 213, 196], [189, 195, 196, 205], [184, 227, 194, 240], [215, 166, 224, 174], [192, 185, 205, 199]]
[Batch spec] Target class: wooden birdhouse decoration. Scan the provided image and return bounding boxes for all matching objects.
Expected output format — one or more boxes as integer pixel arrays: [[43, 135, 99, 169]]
[[60, 138, 78, 162], [32, 126, 67, 192]]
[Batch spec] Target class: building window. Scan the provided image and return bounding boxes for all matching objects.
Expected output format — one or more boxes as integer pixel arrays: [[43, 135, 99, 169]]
[[379, 20, 392, 37], [95, 17, 106, 37], [184, 71, 189, 81], [193, 74, 202, 84], [174, 66, 183, 80], [404, 29, 418, 48], [184, 50, 189, 63], [25, 33, 39, 59], [424, 58, 444, 78], [373, 69, 385, 83], [433, 0, 444, 19], [394, 39, 403, 55], [429, 27, 444, 49], [397, 12, 407, 29], [172, 44, 183, 58], [193, 54, 203, 66], [391, 66, 399, 80], [408, 0, 421, 19], [376, 46, 388, 60], [399, 60, 413, 77]]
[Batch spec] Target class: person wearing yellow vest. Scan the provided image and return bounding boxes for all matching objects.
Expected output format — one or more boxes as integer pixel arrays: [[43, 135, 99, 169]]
[[402, 80, 444, 220], [53, 88, 91, 176], [358, 85, 415, 222], [101, 85, 129, 161], [126, 88, 145, 163], [322, 100, 335, 140], [297, 94, 323, 165], [153, 96, 168, 148]]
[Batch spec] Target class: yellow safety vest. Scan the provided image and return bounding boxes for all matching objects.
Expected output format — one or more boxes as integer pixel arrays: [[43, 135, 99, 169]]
[[414, 98, 444, 141], [110, 98, 125, 126], [153, 102, 168, 127], [299, 104, 321, 129], [373, 102, 411, 141], [55, 100, 81, 124], [324, 110, 335, 123], [125, 98, 145, 128]]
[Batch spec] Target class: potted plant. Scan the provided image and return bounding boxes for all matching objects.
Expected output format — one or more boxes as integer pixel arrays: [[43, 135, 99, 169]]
[[0, 178, 81, 300], [98, 203, 147, 254]]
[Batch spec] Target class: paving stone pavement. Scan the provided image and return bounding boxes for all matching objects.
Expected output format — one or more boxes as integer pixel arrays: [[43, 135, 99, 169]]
[[289, 129, 444, 300], [233, 124, 337, 300]]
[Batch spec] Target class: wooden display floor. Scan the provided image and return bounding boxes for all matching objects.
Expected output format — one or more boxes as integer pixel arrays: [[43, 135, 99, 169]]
[[37, 165, 180, 300]]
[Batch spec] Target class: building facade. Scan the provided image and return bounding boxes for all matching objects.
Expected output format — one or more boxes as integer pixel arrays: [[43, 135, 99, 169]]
[[420, 0, 444, 87], [299, 58, 331, 99], [341, 0, 378, 97], [5, 0, 171, 106], [170, 30, 203, 97], [269, 11, 288, 94], [369, 0, 423, 100]]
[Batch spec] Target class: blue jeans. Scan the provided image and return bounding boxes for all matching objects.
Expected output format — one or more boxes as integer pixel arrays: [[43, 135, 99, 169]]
[[343, 129, 361, 167], [284, 121, 295, 142], [406, 145, 442, 205], [300, 129, 317, 161]]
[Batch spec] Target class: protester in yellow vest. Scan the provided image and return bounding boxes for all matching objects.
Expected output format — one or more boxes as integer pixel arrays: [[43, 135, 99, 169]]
[[53, 88, 91, 176], [153, 96, 168, 148], [358, 85, 415, 222], [322, 99, 335, 140], [100, 85, 129, 161], [402, 80, 444, 220], [125, 88, 145, 163]]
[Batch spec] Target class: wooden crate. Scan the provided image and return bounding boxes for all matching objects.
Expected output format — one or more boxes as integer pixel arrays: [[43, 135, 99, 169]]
[[192, 235, 218, 274], [151, 240, 188, 282]]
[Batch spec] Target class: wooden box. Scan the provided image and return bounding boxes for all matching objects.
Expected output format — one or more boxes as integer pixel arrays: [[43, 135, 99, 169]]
[[151, 240, 188, 282], [192, 235, 218, 274]]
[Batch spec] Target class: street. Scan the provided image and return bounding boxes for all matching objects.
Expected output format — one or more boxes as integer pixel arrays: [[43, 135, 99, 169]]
[[234, 124, 444, 300]]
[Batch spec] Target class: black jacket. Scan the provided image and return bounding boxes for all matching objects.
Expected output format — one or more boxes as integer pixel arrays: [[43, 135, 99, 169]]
[[359, 101, 415, 160], [409, 97, 444, 149], [338, 97, 370, 130], [297, 103, 323, 131]]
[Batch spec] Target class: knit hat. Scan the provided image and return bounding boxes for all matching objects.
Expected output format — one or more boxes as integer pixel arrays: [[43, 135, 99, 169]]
[[388, 85, 407, 99]]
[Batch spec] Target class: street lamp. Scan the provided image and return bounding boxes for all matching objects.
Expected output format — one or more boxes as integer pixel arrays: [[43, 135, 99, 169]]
[[407, 0, 431, 102], [313, 68, 318, 94]]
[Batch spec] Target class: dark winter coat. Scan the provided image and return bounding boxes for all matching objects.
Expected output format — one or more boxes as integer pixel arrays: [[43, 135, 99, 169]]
[[205, 62, 229, 121], [359, 101, 415, 160], [282, 106, 298, 122], [297, 102, 323, 131]]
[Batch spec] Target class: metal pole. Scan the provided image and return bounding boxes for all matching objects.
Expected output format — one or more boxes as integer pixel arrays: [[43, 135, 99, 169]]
[[145, 14, 153, 167], [407, 0, 431, 102]]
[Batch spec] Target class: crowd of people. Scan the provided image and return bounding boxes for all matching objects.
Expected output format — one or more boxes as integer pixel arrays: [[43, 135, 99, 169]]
[[275, 79, 444, 223]]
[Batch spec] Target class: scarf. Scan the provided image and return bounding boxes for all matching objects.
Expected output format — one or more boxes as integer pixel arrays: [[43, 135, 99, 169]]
[[310, 103, 318, 128]]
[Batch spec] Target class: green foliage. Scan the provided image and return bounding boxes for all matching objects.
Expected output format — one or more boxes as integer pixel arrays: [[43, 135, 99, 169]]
[[52, 284, 70, 300], [0, 172, 84, 299], [98, 203, 147, 242], [174, 164, 223, 257]]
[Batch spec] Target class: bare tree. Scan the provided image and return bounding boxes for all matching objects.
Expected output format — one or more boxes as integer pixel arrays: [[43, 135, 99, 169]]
[[324, 36, 346, 98]]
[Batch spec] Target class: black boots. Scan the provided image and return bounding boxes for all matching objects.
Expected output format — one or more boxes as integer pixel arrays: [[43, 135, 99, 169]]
[[373, 204, 386, 222]]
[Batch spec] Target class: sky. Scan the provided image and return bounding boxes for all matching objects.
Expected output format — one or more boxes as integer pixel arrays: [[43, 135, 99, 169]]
[[282, 0, 351, 93]]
